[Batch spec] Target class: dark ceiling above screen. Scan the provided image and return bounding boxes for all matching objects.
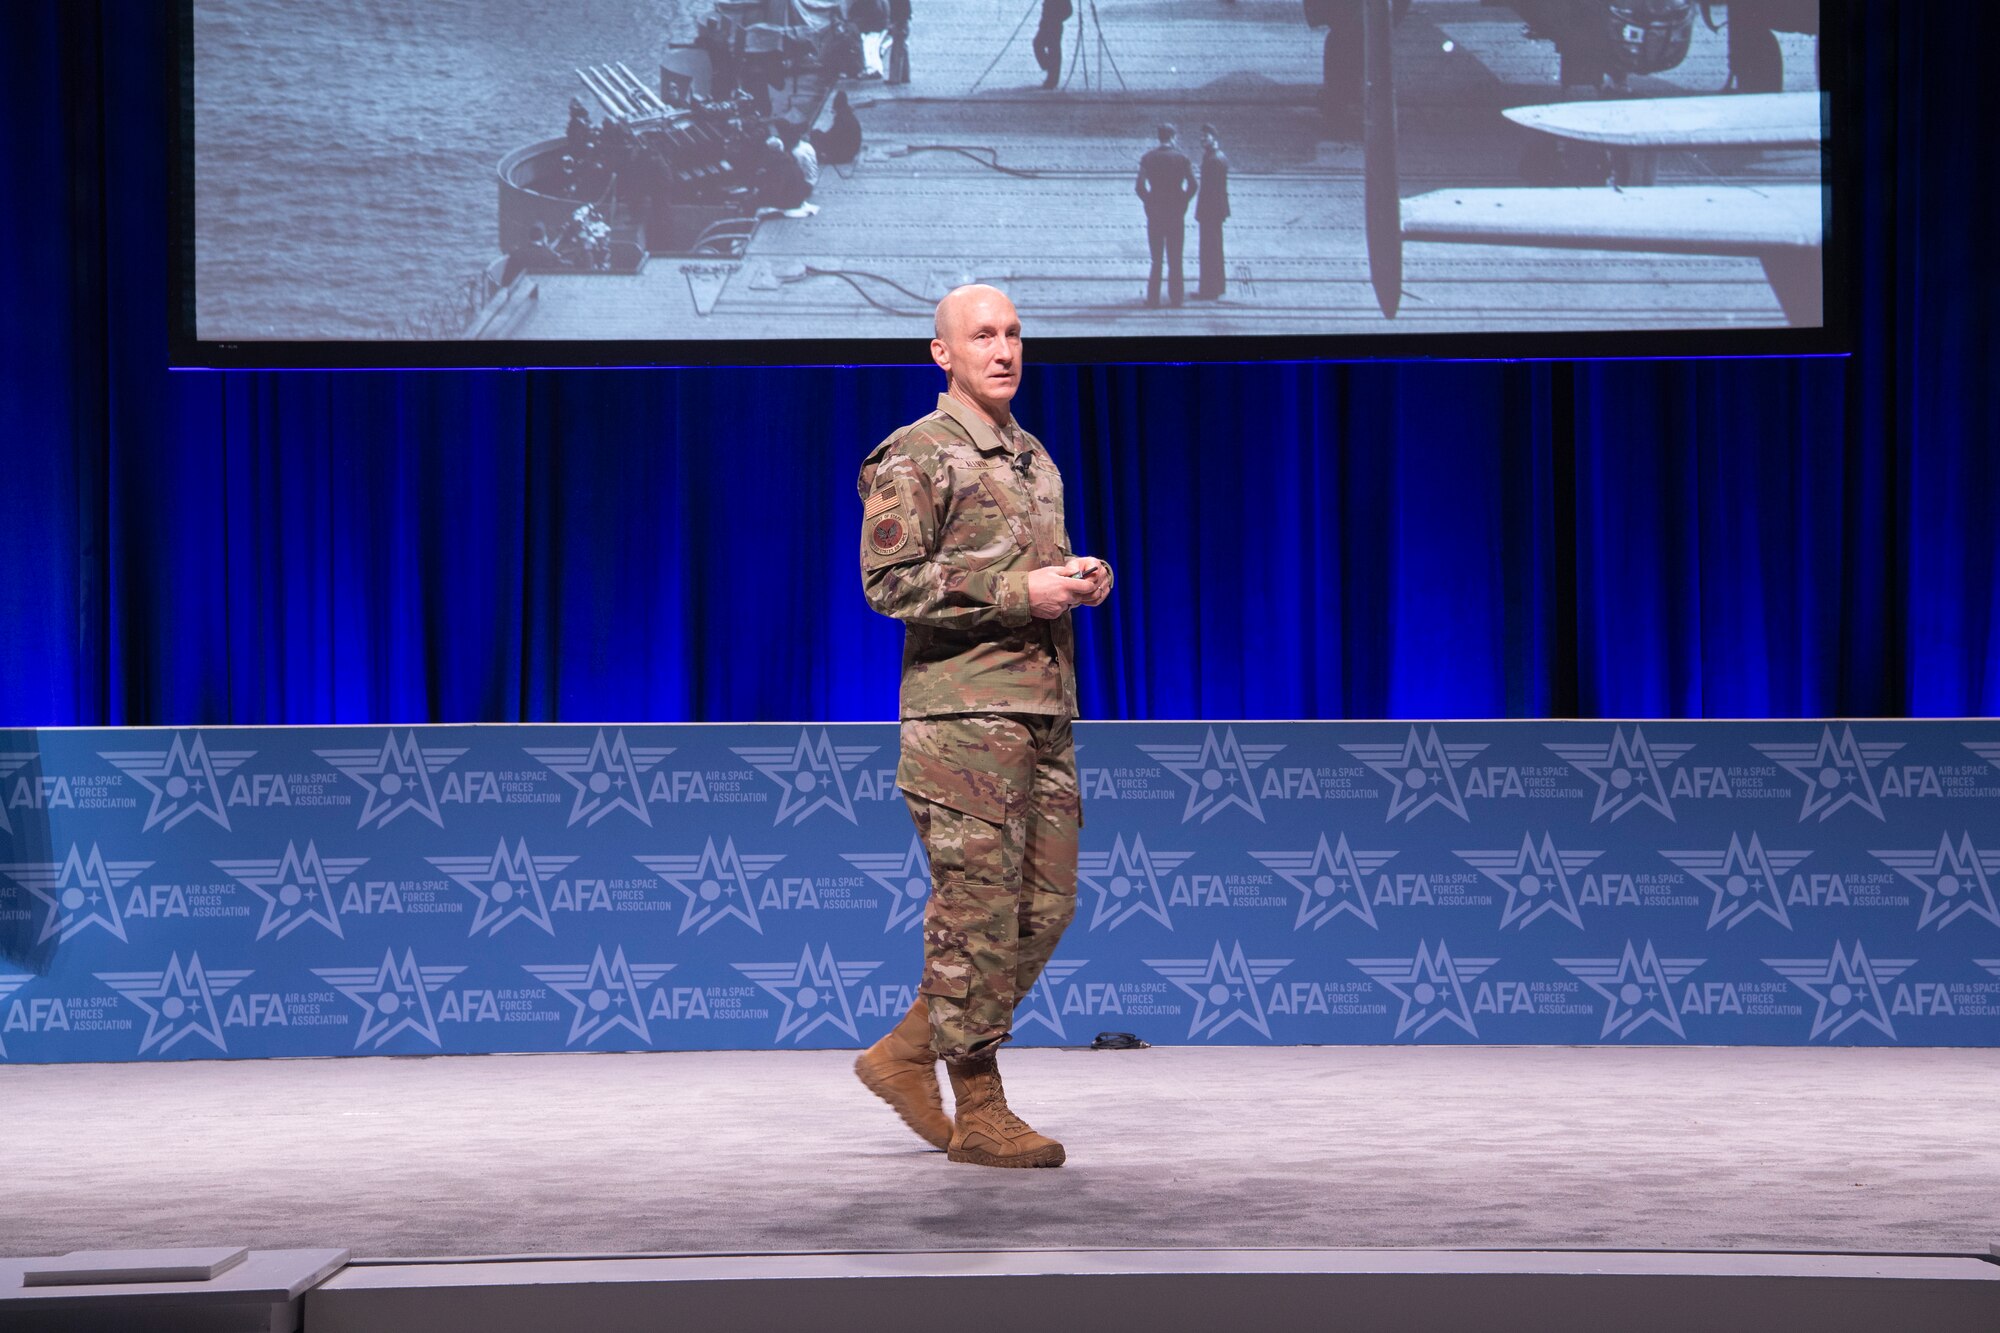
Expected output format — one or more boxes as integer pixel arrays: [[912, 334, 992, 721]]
[[170, 0, 1846, 368]]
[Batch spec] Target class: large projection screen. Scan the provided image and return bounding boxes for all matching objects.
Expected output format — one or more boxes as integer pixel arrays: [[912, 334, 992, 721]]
[[173, 0, 1842, 367]]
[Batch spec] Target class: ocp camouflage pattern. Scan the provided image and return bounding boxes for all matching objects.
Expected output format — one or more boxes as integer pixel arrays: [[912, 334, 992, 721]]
[[900, 713, 1080, 1061], [857, 392, 1082, 719]]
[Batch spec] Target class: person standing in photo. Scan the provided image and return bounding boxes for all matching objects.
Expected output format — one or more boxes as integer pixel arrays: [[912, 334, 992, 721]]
[[1034, 0, 1073, 90], [1135, 124, 1197, 307], [1193, 123, 1230, 299]]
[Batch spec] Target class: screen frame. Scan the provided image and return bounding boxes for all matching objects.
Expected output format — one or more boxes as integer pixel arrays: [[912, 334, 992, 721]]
[[166, 0, 1857, 371]]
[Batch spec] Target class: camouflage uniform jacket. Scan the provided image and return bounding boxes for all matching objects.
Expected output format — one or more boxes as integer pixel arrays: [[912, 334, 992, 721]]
[[859, 392, 1085, 719]]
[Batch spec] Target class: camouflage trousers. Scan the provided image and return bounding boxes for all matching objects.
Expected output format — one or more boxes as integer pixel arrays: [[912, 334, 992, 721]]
[[898, 713, 1080, 1063]]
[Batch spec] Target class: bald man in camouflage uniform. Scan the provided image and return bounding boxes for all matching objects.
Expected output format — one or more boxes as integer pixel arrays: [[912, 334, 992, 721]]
[[853, 284, 1112, 1169]]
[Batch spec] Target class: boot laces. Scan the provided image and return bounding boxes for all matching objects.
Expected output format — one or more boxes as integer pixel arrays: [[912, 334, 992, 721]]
[[986, 1098, 1033, 1137]]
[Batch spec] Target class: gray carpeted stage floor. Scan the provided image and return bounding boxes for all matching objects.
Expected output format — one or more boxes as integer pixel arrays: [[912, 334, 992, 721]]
[[3, 1047, 1995, 1259]]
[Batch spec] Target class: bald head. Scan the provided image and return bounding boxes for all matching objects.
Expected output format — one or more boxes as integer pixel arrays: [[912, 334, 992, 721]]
[[930, 285, 1023, 426], [933, 284, 1015, 342]]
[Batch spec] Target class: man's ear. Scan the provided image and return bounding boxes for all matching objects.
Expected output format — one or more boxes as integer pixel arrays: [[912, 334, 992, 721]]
[[930, 339, 950, 374]]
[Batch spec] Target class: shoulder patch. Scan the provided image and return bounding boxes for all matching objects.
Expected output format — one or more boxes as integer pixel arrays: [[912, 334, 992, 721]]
[[868, 512, 909, 557]]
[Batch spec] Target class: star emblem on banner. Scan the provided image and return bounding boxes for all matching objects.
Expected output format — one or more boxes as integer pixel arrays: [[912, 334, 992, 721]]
[[216, 840, 369, 941], [1662, 833, 1807, 931], [1145, 941, 1290, 1040], [733, 730, 876, 826], [1079, 833, 1191, 931], [315, 731, 466, 829], [1752, 725, 1901, 822], [1253, 832, 1396, 931], [1764, 941, 1912, 1041], [1456, 833, 1601, 931], [1870, 833, 2000, 931], [0, 843, 149, 944], [1013, 960, 1089, 1040], [1343, 727, 1485, 823], [523, 729, 673, 828], [314, 949, 464, 1050], [1545, 726, 1691, 822], [733, 945, 881, 1043], [98, 731, 251, 834], [1137, 727, 1283, 824], [638, 837, 785, 935], [429, 838, 576, 938], [96, 953, 252, 1056], [842, 835, 932, 933], [1964, 741, 2000, 777], [1557, 941, 1703, 1040], [523, 947, 674, 1047], [0, 751, 41, 836], [0, 973, 34, 1057], [1348, 940, 1494, 1039]]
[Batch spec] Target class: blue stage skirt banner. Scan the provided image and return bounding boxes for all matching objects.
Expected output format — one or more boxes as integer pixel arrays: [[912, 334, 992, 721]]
[[2, 721, 1999, 1061]]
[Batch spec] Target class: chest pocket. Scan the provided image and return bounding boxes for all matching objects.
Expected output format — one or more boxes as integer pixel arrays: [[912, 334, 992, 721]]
[[953, 467, 1035, 566]]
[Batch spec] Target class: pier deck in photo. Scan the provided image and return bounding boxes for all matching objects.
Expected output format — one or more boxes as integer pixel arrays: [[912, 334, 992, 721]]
[[492, 0, 1821, 342]]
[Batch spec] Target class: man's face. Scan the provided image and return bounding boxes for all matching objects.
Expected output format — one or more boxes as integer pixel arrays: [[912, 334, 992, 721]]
[[931, 290, 1022, 419]]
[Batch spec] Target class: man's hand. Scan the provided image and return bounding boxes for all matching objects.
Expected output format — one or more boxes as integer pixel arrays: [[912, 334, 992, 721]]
[[1063, 558, 1113, 609], [1027, 565, 1094, 619]]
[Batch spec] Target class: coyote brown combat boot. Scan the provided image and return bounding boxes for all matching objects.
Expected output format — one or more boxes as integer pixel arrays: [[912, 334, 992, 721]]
[[855, 999, 952, 1149], [945, 1052, 1066, 1168]]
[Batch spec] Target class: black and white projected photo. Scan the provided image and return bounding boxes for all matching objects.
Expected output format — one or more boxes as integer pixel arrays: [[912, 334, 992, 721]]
[[187, 0, 1825, 349]]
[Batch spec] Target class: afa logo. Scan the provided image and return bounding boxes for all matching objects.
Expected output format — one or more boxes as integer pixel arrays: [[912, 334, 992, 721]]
[[314, 949, 466, 1050], [1252, 832, 1397, 931], [1545, 726, 1694, 822], [1348, 941, 1495, 1039], [1137, 727, 1284, 824], [97, 731, 253, 833], [1764, 942, 1913, 1041], [215, 841, 369, 941], [733, 945, 883, 1044], [733, 730, 880, 826], [1079, 834, 1192, 932], [316, 731, 468, 830], [1145, 941, 1290, 1040], [1661, 833, 1809, 931], [524, 729, 674, 827], [1343, 727, 1486, 823], [842, 834, 932, 933], [1456, 834, 1602, 931], [523, 947, 676, 1047], [0, 750, 35, 835], [1011, 960, 1096, 1041], [429, 839, 579, 938], [0, 843, 151, 944], [1870, 834, 2000, 931], [1557, 941, 1705, 1040], [637, 837, 787, 935], [96, 953, 253, 1056], [1752, 726, 1902, 822], [0, 973, 31, 1057]]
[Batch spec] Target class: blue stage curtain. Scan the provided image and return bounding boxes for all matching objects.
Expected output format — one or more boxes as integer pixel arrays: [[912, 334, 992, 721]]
[[2, 2, 1994, 726]]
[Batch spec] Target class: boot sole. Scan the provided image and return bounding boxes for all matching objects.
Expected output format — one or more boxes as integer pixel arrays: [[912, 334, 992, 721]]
[[854, 1054, 953, 1151], [946, 1143, 1066, 1169]]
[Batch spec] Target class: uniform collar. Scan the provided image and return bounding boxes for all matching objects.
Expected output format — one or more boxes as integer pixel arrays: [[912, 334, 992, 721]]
[[936, 392, 1027, 458]]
